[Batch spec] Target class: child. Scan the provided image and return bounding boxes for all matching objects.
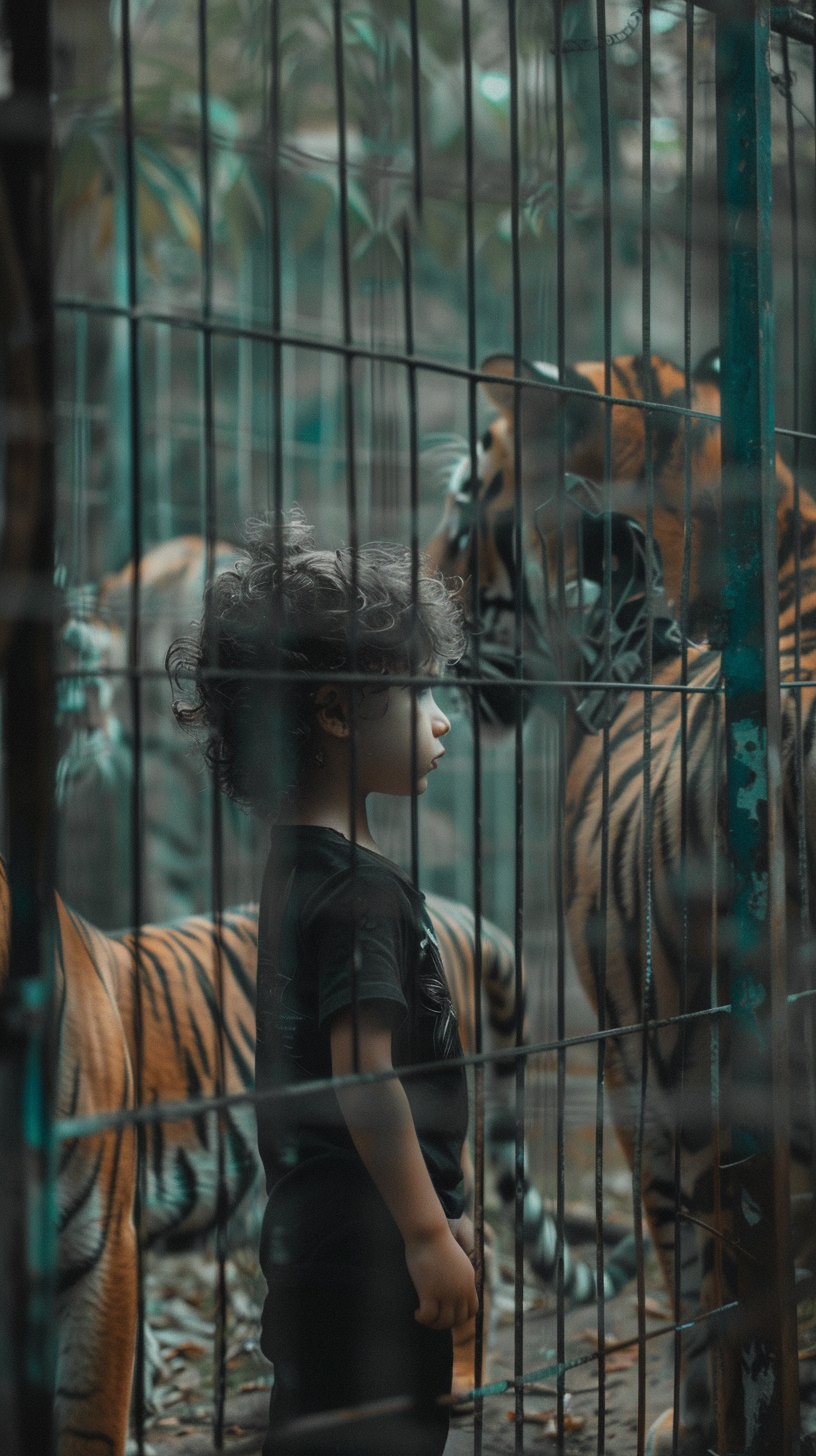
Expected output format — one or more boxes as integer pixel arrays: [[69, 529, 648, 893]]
[[169, 513, 478, 1455]]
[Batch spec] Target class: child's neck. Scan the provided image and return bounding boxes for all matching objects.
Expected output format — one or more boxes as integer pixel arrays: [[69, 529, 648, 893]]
[[284, 783, 379, 854]]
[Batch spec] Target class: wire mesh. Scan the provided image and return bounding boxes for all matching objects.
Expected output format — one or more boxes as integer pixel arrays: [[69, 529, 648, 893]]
[[2, 0, 816, 1452]]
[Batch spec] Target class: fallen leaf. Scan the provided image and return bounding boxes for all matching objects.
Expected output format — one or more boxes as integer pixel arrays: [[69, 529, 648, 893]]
[[643, 1297, 672, 1320], [506, 1410, 585, 1436], [506, 1408, 556, 1424], [603, 1351, 637, 1371], [579, 1328, 619, 1349], [162, 1341, 205, 1361], [551, 1415, 585, 1436]]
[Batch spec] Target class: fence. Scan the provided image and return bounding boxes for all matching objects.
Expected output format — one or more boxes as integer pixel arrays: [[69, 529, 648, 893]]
[[1, 0, 815, 1451]]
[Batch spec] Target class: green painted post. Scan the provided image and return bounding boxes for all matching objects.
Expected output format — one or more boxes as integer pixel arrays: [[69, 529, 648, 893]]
[[715, 0, 798, 1450]]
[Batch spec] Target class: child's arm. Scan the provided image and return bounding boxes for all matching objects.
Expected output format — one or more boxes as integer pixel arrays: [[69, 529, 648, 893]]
[[330, 1005, 478, 1331]]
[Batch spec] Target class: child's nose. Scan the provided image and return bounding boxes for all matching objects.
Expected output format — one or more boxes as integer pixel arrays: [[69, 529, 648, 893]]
[[433, 709, 451, 737]]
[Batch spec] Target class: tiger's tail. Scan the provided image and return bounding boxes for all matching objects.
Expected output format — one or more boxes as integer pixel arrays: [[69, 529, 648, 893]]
[[489, 1113, 643, 1303]]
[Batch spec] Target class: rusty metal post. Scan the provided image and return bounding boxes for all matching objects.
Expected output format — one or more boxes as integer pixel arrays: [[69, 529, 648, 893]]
[[715, 0, 798, 1450], [0, 0, 56, 1447]]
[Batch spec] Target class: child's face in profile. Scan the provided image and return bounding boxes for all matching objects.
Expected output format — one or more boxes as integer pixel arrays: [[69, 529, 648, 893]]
[[354, 680, 451, 799]]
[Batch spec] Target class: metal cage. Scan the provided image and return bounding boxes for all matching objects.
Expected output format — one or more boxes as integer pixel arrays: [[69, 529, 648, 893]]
[[1, 0, 815, 1452]]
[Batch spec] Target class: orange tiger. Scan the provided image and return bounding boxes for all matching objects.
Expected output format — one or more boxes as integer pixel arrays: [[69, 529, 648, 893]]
[[425, 351, 816, 1455], [18, 858, 523, 1454]]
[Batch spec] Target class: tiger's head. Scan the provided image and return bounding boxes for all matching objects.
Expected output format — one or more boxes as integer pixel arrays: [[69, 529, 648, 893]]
[[426, 350, 726, 643]]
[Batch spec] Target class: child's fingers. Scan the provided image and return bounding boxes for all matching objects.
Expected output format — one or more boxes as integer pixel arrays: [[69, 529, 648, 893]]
[[448, 1215, 475, 1261], [421, 1301, 456, 1330], [416, 1291, 477, 1330], [414, 1296, 441, 1328]]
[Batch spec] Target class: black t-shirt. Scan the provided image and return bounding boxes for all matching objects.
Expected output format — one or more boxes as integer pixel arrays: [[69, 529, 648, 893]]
[[255, 825, 467, 1219]]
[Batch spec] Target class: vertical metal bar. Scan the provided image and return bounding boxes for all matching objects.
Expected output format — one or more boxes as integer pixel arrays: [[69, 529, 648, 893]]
[[633, 6, 654, 1453], [269, 0, 283, 528], [402, 233, 420, 893], [593, 0, 614, 1444], [72, 311, 88, 583], [673, 4, 695, 1445], [715, 2, 798, 1448], [155, 322, 173, 540], [331, 0, 360, 1073], [405, 0, 422, 892], [196, 0, 229, 1444], [780, 37, 810, 966], [119, 0, 147, 1446], [0, 0, 55, 1443], [506, 1, 526, 1446], [459, 4, 485, 1445], [408, 0, 423, 221], [552, 3, 568, 1451]]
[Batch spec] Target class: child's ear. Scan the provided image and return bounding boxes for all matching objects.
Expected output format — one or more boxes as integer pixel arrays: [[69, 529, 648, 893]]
[[314, 685, 350, 739]]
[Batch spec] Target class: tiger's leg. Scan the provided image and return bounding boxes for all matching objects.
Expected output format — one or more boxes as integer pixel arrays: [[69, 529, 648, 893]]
[[616, 1081, 723, 1455], [55, 1127, 138, 1456], [53, 906, 138, 1456], [606, 1041, 720, 1456]]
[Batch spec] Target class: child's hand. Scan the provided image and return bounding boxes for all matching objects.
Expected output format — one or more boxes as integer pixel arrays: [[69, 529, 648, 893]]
[[448, 1214, 475, 1263], [406, 1225, 478, 1330]]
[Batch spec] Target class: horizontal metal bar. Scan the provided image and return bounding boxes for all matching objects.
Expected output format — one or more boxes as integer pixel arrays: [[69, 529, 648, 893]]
[[57, 275, 816, 449], [60, 663, 726, 695], [451, 1299, 741, 1406], [774, 424, 816, 443], [693, 0, 813, 43], [55, 997, 735, 1143], [768, 4, 815, 43], [54, 295, 724, 425]]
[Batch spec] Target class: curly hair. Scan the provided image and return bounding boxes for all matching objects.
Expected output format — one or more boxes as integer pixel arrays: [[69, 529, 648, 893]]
[[166, 511, 466, 815]]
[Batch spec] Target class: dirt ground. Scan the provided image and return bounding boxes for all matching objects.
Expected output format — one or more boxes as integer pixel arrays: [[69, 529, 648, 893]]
[[132, 1053, 685, 1456], [135, 1223, 677, 1456]]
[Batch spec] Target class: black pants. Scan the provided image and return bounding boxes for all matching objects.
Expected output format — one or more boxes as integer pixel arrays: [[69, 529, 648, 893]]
[[260, 1158, 452, 1456]]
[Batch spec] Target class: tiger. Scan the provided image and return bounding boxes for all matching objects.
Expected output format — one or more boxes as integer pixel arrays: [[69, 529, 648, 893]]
[[28, 860, 519, 1453], [424, 350, 816, 1455]]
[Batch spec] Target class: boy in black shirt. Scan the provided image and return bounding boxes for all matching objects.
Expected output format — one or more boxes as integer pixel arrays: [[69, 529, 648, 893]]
[[169, 514, 477, 1454]]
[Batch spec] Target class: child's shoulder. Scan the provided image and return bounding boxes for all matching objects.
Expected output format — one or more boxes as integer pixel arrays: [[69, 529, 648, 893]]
[[276, 826, 424, 926]]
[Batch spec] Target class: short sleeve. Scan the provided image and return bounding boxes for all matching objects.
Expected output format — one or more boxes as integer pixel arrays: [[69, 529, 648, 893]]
[[301, 864, 410, 1029]]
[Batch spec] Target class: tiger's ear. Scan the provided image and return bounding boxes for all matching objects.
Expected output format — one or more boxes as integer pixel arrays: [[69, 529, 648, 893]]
[[692, 346, 720, 385], [480, 355, 517, 414], [480, 355, 559, 419]]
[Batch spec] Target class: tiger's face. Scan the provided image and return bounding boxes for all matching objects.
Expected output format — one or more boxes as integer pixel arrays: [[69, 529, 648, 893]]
[[426, 353, 728, 640], [425, 411, 533, 624]]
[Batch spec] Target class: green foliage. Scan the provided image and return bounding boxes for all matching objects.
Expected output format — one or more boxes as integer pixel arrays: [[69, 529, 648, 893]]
[[55, 0, 578, 296]]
